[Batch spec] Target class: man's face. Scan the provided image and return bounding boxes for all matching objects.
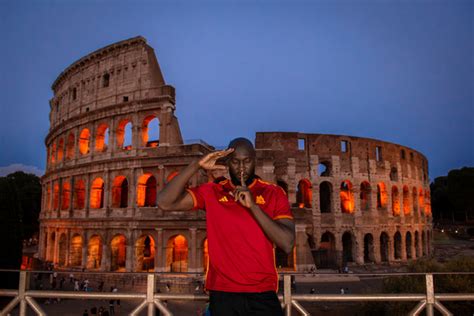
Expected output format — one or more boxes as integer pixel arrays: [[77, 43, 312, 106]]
[[227, 146, 256, 185]]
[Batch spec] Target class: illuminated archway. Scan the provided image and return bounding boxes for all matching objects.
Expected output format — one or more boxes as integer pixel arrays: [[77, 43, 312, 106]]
[[403, 186, 410, 216], [340, 180, 354, 214], [117, 120, 132, 150], [87, 235, 103, 270], [135, 235, 155, 271], [360, 181, 371, 211], [61, 181, 71, 210], [377, 182, 388, 209], [296, 179, 312, 208], [112, 176, 128, 208], [142, 115, 160, 147], [394, 232, 402, 259], [111, 234, 126, 271], [57, 138, 64, 162], [90, 178, 104, 209], [79, 128, 90, 155], [50, 142, 57, 164], [95, 124, 110, 152], [70, 234, 83, 266], [73, 179, 85, 210], [392, 186, 400, 216], [320, 181, 332, 213], [66, 133, 75, 160], [166, 235, 188, 272], [53, 182, 59, 210], [137, 174, 157, 207], [58, 233, 67, 267], [380, 232, 389, 262], [418, 188, 424, 214], [364, 234, 375, 263]]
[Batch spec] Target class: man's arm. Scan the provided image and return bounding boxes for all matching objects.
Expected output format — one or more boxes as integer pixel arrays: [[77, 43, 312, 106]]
[[157, 149, 233, 211]]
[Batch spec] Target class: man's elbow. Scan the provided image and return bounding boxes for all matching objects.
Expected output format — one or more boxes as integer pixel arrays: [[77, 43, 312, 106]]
[[282, 235, 295, 255]]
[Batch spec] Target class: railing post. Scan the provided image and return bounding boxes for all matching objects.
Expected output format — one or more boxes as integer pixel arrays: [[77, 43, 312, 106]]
[[284, 274, 292, 316], [425, 274, 435, 316], [147, 273, 156, 316], [19, 271, 27, 316]]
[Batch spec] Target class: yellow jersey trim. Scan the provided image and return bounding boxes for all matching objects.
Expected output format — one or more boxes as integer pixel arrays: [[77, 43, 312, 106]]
[[273, 215, 294, 220], [186, 189, 198, 209]]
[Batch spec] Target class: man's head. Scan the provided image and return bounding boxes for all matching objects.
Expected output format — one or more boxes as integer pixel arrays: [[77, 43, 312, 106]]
[[226, 137, 256, 186]]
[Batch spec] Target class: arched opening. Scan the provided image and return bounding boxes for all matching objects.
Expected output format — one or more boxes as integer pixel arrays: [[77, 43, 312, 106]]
[[276, 180, 288, 195], [415, 231, 420, 258], [112, 176, 128, 208], [79, 128, 90, 155], [342, 231, 354, 263], [66, 133, 75, 160], [406, 232, 412, 259], [394, 232, 402, 259], [364, 234, 375, 263], [390, 167, 398, 182], [73, 179, 85, 210], [403, 186, 410, 216], [392, 186, 400, 216], [137, 174, 156, 207], [377, 182, 388, 209], [424, 191, 431, 216], [53, 182, 60, 210], [111, 234, 126, 271], [50, 142, 57, 164], [117, 120, 132, 150], [90, 178, 104, 209], [135, 235, 155, 272], [95, 124, 110, 152], [340, 180, 354, 214], [418, 188, 424, 214], [61, 181, 71, 210], [318, 162, 331, 177], [275, 247, 295, 270], [57, 138, 64, 162], [142, 116, 160, 147], [412, 187, 418, 216], [70, 234, 82, 266], [380, 232, 389, 262], [58, 233, 67, 267], [360, 181, 371, 211], [47, 232, 55, 262], [296, 179, 312, 208], [320, 181, 332, 213], [167, 235, 188, 272], [87, 235, 103, 270], [318, 232, 336, 268], [203, 239, 209, 274]]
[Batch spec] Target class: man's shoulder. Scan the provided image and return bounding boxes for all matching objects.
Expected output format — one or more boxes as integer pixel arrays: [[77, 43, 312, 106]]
[[254, 179, 287, 195]]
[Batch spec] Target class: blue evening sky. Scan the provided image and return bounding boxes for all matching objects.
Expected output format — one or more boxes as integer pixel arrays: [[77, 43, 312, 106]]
[[0, 0, 472, 179]]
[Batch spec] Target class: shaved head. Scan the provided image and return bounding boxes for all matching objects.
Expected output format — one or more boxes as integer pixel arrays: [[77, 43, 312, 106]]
[[228, 138, 255, 157]]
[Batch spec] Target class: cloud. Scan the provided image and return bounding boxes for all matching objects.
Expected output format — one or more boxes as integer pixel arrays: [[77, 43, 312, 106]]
[[0, 164, 44, 177]]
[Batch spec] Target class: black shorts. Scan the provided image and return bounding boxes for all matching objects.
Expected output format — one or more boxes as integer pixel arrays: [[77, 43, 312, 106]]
[[209, 290, 283, 316]]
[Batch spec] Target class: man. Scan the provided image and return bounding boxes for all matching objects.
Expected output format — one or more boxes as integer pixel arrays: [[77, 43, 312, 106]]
[[157, 138, 295, 316]]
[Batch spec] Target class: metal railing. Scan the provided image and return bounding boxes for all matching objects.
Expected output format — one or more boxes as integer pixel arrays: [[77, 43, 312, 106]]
[[0, 270, 473, 316]]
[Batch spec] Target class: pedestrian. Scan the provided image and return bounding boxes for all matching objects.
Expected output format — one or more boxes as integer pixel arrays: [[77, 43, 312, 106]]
[[69, 273, 74, 283], [340, 287, 345, 295], [74, 279, 80, 291]]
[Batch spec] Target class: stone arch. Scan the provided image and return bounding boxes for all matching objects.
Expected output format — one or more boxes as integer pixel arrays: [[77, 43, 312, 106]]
[[117, 119, 132, 150], [317, 161, 331, 177], [137, 173, 157, 207], [296, 178, 312, 208], [415, 231, 420, 258], [79, 128, 90, 155], [95, 123, 110, 152], [394, 231, 402, 259], [112, 176, 128, 208], [73, 179, 86, 210], [363, 233, 375, 263], [319, 231, 336, 268], [66, 132, 75, 160], [166, 234, 188, 272], [320, 181, 332, 213], [53, 182, 60, 210], [360, 181, 371, 211], [110, 234, 126, 271], [57, 138, 64, 162], [58, 233, 67, 267], [61, 181, 71, 210], [380, 232, 389, 262], [142, 115, 160, 147], [69, 234, 83, 266], [135, 234, 155, 272], [342, 231, 354, 263], [392, 186, 400, 216], [377, 182, 388, 210], [412, 187, 418, 215], [90, 177, 104, 209], [340, 180, 354, 214], [403, 186, 410, 216], [406, 231, 412, 259], [87, 234, 103, 270]]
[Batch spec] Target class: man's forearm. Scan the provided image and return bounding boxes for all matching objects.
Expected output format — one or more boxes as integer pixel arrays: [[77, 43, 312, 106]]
[[249, 205, 295, 254], [157, 160, 200, 208]]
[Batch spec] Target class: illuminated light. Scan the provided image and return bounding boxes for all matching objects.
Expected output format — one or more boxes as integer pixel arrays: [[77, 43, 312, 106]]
[[299, 203, 304, 208], [135, 235, 155, 271], [167, 235, 188, 272], [50, 142, 57, 164], [137, 173, 157, 207], [377, 182, 388, 209], [53, 182, 60, 210], [340, 180, 354, 214], [61, 182, 71, 210], [455, 230, 458, 234], [70, 235, 83, 266], [403, 186, 411, 216], [79, 128, 90, 155], [142, 116, 160, 147], [111, 234, 126, 272], [112, 176, 128, 208], [87, 235, 103, 270], [66, 133, 75, 160], [74, 179, 86, 209], [392, 186, 400, 216], [441, 229, 444, 233], [95, 123, 109, 152], [57, 138, 64, 162], [90, 177, 104, 209], [297, 179, 312, 208]]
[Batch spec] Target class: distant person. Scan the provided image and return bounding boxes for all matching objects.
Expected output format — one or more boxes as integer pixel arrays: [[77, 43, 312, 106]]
[[157, 138, 295, 316], [340, 287, 345, 295]]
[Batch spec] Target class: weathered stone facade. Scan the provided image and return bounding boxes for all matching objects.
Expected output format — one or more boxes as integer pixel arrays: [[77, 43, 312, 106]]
[[39, 37, 432, 274]]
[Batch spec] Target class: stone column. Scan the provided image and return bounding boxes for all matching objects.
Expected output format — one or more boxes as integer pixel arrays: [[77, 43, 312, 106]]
[[400, 231, 407, 261], [85, 173, 91, 217], [287, 158, 296, 205], [69, 177, 74, 217], [104, 169, 110, 215], [101, 234, 110, 272], [81, 231, 88, 269], [109, 116, 116, 156], [354, 231, 364, 265], [410, 232, 417, 260], [189, 228, 197, 273], [125, 231, 133, 272], [295, 225, 312, 272], [373, 234, 381, 264], [53, 229, 59, 266], [65, 230, 71, 267], [154, 228, 164, 272], [334, 231, 343, 268], [388, 234, 395, 263]]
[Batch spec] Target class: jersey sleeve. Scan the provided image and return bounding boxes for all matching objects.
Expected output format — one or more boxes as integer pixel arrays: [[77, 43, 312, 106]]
[[186, 183, 211, 211], [272, 186, 294, 220]]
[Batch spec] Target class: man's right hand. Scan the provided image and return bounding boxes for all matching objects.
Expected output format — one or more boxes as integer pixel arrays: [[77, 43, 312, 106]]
[[198, 148, 234, 170]]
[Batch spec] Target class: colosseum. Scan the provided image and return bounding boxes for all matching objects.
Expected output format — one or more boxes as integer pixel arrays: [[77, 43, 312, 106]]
[[39, 36, 433, 276]]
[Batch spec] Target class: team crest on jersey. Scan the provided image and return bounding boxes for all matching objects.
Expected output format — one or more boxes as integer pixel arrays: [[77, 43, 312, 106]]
[[219, 196, 229, 203], [255, 195, 266, 205]]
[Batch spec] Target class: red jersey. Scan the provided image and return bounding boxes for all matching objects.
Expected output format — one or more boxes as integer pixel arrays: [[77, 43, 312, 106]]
[[187, 178, 293, 293]]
